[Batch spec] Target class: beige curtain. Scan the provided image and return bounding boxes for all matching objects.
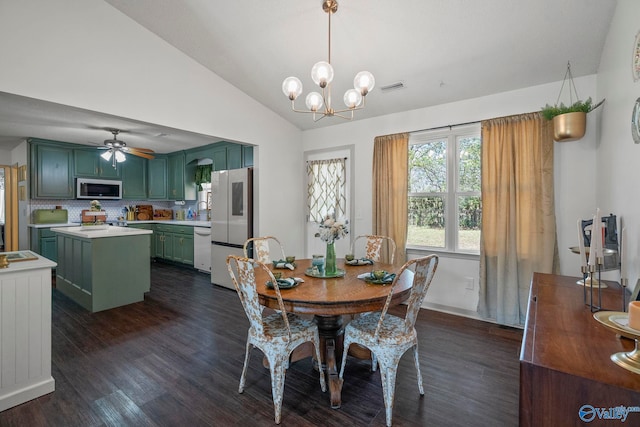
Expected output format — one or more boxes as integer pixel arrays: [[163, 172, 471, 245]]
[[478, 113, 559, 326], [372, 133, 409, 265]]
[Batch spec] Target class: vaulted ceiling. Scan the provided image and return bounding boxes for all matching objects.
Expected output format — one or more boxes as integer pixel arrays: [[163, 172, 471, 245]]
[[0, 0, 617, 153]]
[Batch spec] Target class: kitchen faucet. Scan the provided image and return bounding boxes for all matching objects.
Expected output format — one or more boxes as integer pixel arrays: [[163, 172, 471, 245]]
[[197, 200, 211, 221]]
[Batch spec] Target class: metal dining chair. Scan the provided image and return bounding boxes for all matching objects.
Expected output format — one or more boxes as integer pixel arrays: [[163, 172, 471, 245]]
[[226, 255, 326, 424], [339, 254, 439, 427], [243, 236, 287, 264], [350, 234, 397, 264]]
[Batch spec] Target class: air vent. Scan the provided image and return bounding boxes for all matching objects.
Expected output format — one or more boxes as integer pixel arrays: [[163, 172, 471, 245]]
[[380, 81, 405, 92]]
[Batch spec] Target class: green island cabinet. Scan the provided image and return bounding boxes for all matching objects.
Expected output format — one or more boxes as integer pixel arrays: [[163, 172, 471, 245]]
[[30, 140, 75, 199], [73, 148, 121, 179], [121, 154, 147, 199], [127, 223, 154, 254], [29, 228, 58, 262], [153, 224, 194, 265], [54, 229, 152, 312]]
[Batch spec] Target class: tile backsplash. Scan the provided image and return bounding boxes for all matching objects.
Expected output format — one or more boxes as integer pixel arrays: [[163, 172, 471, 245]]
[[30, 199, 174, 223]]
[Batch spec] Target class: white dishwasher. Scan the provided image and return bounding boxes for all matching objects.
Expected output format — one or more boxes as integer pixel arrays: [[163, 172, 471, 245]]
[[193, 227, 211, 273]]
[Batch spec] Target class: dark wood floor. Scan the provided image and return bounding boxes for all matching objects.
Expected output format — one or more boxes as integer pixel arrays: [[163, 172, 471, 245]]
[[0, 262, 522, 426]]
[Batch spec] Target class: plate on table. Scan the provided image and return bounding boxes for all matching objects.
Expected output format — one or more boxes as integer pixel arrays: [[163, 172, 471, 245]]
[[272, 260, 296, 269], [358, 272, 396, 285], [266, 278, 303, 290], [345, 258, 374, 266], [304, 268, 346, 278], [593, 311, 640, 340]]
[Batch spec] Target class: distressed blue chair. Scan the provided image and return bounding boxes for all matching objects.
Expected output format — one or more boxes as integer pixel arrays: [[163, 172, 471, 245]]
[[226, 255, 326, 424], [339, 254, 439, 427]]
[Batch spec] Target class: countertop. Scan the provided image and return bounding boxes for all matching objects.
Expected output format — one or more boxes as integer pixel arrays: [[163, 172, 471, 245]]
[[29, 220, 211, 229], [0, 251, 56, 273], [50, 225, 153, 239]]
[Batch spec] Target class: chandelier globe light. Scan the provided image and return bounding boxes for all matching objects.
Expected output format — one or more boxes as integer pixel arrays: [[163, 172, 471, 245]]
[[282, 0, 374, 121]]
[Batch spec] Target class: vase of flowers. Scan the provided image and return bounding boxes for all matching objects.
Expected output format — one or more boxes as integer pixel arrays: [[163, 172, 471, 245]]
[[315, 214, 348, 275]]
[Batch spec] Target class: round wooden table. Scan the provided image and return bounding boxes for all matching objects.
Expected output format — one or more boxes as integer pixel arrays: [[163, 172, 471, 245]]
[[256, 258, 413, 408]]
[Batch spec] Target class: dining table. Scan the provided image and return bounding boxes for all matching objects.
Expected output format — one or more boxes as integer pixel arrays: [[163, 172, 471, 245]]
[[255, 258, 414, 409]]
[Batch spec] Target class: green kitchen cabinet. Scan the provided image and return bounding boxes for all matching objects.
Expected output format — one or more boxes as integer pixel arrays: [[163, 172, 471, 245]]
[[168, 152, 185, 200], [127, 223, 154, 254], [148, 156, 168, 200], [153, 224, 194, 265], [171, 233, 194, 265], [74, 148, 121, 179], [212, 147, 227, 171], [54, 231, 151, 312], [30, 228, 58, 262], [242, 145, 254, 167], [121, 155, 147, 199], [227, 144, 242, 169], [168, 152, 196, 201], [153, 230, 166, 258], [30, 141, 74, 199]]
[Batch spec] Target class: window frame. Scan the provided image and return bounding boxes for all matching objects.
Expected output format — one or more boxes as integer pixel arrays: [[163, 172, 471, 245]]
[[407, 124, 481, 254]]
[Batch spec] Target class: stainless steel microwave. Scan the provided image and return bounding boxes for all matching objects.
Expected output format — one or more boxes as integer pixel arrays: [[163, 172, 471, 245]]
[[76, 178, 122, 200]]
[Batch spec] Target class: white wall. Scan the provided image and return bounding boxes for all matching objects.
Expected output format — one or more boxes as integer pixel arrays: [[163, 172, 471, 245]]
[[2, 0, 632, 317], [0, 0, 306, 253], [596, 0, 640, 292], [302, 76, 599, 316]]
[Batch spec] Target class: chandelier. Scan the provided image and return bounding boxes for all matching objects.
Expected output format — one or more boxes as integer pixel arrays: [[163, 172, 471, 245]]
[[281, 0, 375, 121]]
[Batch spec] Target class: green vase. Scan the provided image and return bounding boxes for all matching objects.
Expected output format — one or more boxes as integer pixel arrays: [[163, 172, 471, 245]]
[[325, 242, 337, 275]]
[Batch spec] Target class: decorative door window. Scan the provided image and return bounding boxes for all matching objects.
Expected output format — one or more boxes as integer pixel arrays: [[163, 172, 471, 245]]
[[307, 158, 346, 223]]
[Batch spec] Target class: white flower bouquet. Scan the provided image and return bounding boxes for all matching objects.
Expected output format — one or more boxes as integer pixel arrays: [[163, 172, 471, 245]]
[[315, 214, 349, 244]]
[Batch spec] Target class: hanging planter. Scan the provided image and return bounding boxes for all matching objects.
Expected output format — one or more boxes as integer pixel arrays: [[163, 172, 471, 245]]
[[540, 62, 604, 142]]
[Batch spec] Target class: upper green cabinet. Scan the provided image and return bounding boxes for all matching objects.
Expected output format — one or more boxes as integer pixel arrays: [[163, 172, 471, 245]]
[[74, 149, 121, 179], [30, 140, 74, 199], [184, 142, 253, 171], [227, 144, 242, 170], [168, 152, 185, 200], [29, 139, 250, 200], [212, 147, 227, 171], [243, 145, 254, 167], [147, 156, 168, 200], [121, 155, 147, 199], [168, 152, 196, 201]]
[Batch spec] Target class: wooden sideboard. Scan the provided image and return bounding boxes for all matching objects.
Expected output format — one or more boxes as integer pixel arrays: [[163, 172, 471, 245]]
[[520, 273, 640, 426]]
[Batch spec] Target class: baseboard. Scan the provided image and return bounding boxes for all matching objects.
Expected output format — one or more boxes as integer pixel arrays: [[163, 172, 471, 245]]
[[0, 377, 55, 412], [419, 301, 524, 330]]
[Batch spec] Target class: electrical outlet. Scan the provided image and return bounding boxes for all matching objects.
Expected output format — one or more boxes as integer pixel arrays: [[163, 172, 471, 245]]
[[465, 276, 474, 290]]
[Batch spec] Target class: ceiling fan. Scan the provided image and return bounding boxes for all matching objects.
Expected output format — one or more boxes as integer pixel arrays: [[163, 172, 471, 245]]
[[99, 129, 155, 168]]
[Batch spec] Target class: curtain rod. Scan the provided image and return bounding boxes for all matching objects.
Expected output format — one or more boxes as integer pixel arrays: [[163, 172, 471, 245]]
[[409, 120, 480, 135], [409, 110, 543, 135]]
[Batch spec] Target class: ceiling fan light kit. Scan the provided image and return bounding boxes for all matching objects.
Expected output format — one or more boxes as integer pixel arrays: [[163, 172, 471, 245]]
[[281, 0, 374, 122]]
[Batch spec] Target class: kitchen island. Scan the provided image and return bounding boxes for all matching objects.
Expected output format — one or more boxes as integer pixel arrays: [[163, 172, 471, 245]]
[[51, 225, 153, 312], [0, 251, 56, 411]]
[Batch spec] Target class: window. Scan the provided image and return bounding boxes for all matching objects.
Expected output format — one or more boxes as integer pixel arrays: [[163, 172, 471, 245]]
[[306, 158, 346, 222], [407, 124, 481, 253]]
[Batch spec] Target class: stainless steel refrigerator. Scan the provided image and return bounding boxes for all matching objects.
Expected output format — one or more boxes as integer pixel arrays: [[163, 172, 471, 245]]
[[210, 167, 253, 289]]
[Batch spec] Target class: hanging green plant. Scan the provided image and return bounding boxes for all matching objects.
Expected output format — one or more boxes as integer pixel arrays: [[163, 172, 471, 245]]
[[540, 62, 604, 142], [540, 97, 598, 121]]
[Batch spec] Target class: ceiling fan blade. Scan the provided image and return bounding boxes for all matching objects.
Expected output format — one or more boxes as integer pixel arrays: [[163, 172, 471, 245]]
[[127, 150, 155, 160], [126, 146, 155, 153]]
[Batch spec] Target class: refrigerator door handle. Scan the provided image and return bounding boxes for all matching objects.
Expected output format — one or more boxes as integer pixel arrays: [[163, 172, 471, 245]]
[[211, 241, 243, 248]]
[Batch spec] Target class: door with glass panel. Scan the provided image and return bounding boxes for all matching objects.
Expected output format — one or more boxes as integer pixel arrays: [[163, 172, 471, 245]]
[[304, 148, 353, 258]]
